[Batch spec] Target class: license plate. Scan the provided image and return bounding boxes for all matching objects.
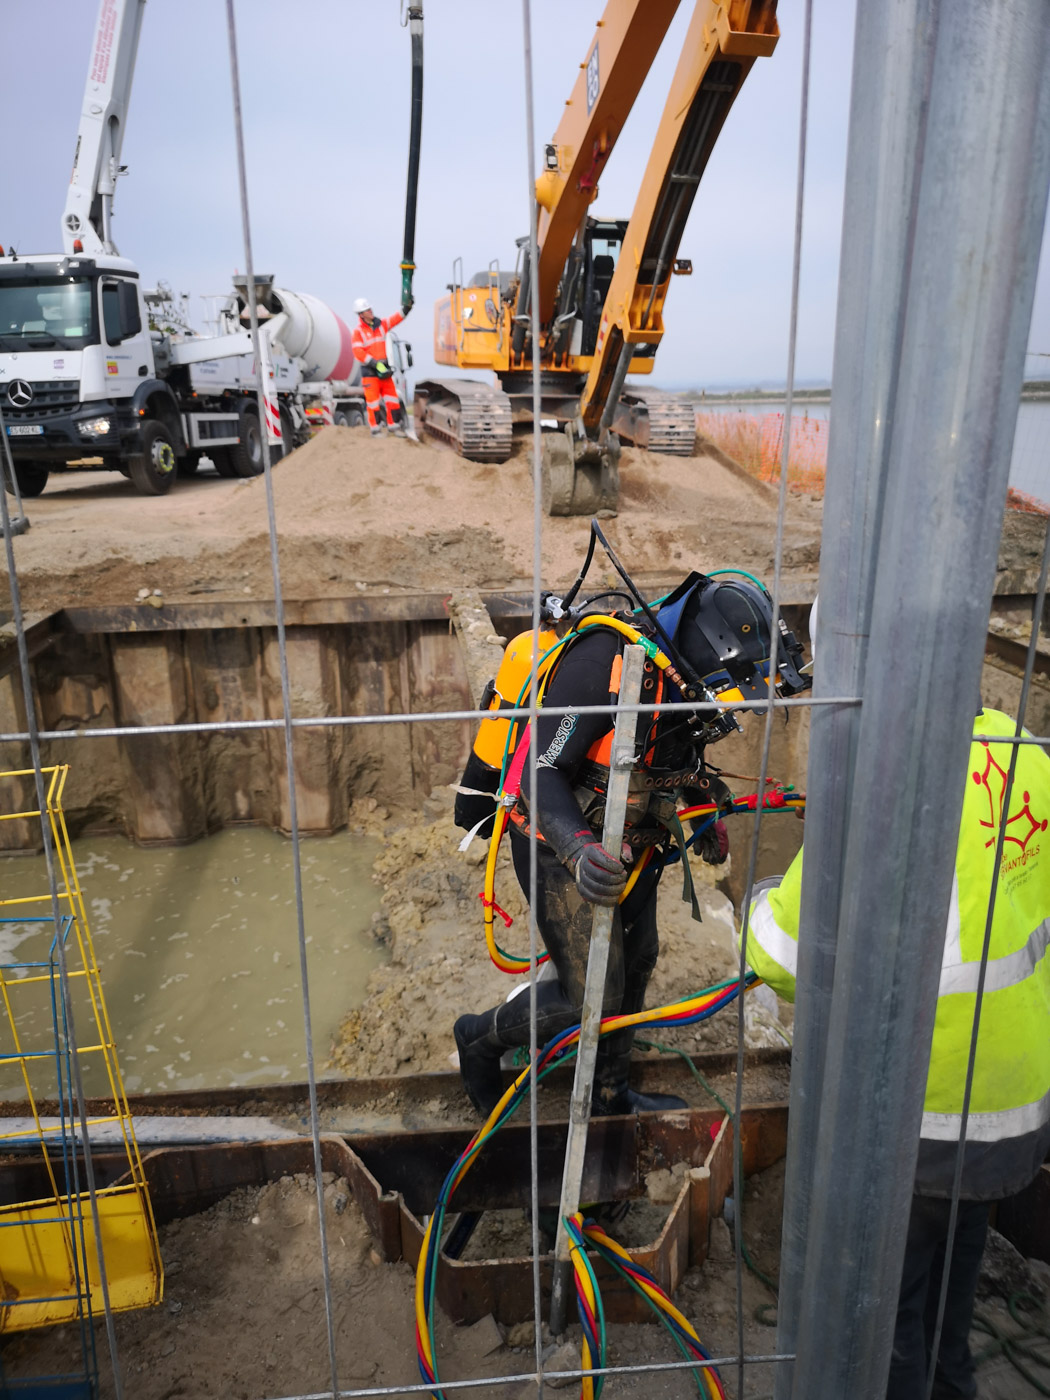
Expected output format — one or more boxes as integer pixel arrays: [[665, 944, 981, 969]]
[[6, 425, 43, 437]]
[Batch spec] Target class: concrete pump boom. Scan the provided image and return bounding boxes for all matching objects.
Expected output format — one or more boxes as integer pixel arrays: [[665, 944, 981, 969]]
[[62, 0, 147, 256]]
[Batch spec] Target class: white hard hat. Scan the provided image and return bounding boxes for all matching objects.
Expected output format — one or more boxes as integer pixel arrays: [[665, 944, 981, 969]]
[[353, 297, 372, 314]]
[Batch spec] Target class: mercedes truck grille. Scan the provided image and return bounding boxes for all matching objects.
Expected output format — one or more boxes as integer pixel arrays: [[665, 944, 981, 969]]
[[2, 380, 80, 419]]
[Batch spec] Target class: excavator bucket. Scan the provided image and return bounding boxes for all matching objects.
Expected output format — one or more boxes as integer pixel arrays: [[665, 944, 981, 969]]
[[540, 428, 619, 517]]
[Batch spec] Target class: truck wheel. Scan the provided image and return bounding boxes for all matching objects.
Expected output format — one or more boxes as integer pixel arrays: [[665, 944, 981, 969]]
[[333, 410, 350, 428], [346, 408, 365, 427], [230, 406, 264, 477], [280, 406, 296, 457], [209, 448, 237, 478], [127, 421, 178, 495], [268, 405, 296, 462], [5, 463, 49, 498]]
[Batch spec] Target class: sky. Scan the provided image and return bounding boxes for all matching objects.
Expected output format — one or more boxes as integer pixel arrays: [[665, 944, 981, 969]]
[[2, 1, 1048, 391]]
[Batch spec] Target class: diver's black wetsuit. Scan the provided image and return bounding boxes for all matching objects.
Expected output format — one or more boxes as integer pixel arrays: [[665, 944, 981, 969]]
[[483, 625, 721, 1105]]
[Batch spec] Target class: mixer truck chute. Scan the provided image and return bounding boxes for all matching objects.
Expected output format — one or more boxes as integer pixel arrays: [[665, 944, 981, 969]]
[[413, 0, 779, 514]]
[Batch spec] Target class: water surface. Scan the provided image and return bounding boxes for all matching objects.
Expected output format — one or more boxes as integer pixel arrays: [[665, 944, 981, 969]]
[[0, 827, 385, 1099]]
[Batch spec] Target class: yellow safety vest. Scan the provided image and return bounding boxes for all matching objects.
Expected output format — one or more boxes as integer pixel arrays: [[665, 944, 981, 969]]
[[744, 708, 1050, 1198]]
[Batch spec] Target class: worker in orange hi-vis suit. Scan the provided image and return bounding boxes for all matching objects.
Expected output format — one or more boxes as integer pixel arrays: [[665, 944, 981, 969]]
[[351, 297, 408, 436]]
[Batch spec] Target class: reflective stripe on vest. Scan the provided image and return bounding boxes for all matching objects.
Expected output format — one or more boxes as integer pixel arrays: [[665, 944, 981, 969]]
[[742, 709, 1050, 1150], [746, 889, 798, 981], [922, 1086, 1050, 1143], [740, 857, 804, 1004], [351, 310, 404, 363], [940, 897, 1050, 995]]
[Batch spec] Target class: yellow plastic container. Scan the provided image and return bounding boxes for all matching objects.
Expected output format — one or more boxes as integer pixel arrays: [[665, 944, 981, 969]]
[[472, 628, 559, 768]]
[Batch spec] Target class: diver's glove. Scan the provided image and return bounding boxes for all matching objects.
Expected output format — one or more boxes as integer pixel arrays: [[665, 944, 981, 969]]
[[574, 843, 627, 906], [697, 819, 729, 866]]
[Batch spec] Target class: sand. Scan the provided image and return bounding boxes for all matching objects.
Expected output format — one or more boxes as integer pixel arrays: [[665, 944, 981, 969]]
[[4, 428, 827, 619], [2, 1166, 790, 1400]]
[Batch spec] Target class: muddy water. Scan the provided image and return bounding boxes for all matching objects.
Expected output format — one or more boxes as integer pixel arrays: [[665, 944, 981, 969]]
[[0, 828, 385, 1099]]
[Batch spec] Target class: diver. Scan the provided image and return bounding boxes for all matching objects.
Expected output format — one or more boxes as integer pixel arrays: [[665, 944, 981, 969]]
[[451, 529, 809, 1119]]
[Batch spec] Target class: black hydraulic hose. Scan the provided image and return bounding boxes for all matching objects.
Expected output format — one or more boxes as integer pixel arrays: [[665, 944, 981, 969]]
[[556, 520, 600, 611], [401, 5, 423, 312], [590, 519, 685, 670], [511, 241, 532, 358]]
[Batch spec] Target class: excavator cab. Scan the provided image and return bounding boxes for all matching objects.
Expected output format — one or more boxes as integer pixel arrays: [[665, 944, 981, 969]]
[[578, 220, 624, 357]]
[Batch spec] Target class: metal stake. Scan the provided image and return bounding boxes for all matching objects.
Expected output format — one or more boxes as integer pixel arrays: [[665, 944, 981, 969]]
[[549, 643, 645, 1336], [790, 3, 1050, 1395], [775, 1, 939, 1386]]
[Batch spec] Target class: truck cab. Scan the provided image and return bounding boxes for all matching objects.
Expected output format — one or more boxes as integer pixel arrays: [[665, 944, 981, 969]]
[[0, 251, 183, 495]]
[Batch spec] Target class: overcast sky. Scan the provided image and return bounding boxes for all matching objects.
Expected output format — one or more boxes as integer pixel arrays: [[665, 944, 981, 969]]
[[2, 1, 1048, 390]]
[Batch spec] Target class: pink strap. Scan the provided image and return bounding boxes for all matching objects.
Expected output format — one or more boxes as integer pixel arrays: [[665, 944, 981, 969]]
[[503, 726, 532, 799]]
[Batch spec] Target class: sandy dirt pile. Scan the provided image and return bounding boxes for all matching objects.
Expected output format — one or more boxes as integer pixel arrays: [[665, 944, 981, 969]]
[[7, 422, 1043, 624], [6, 429, 825, 617], [8, 1164, 1039, 1398], [4, 1167, 788, 1400], [330, 788, 790, 1089]]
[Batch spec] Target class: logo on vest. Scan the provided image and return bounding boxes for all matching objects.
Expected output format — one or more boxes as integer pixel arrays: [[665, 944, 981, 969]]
[[972, 742, 1047, 863]]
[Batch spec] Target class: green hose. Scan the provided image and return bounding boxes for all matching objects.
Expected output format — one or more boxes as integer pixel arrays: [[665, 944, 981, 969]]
[[972, 1291, 1050, 1394], [635, 1038, 780, 1317]]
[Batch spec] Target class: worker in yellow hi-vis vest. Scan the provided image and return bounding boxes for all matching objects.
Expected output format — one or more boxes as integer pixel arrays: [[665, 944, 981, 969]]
[[744, 704, 1050, 1400]]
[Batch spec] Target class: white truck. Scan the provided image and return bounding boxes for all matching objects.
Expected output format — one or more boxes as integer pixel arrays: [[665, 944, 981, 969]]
[[0, 0, 403, 499]]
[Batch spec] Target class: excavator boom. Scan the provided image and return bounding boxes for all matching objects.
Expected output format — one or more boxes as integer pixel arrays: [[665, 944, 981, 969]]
[[580, 0, 779, 437], [532, 0, 681, 325]]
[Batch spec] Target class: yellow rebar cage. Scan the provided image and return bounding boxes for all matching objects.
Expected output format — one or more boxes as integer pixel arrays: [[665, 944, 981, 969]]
[[0, 765, 162, 1332]]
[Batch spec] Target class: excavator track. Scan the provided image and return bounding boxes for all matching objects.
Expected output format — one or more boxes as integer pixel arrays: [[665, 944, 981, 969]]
[[413, 378, 514, 463], [613, 391, 697, 455]]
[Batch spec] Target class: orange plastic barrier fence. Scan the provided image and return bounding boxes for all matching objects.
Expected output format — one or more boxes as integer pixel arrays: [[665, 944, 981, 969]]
[[696, 410, 1049, 516], [696, 409, 829, 492], [1006, 486, 1050, 517]]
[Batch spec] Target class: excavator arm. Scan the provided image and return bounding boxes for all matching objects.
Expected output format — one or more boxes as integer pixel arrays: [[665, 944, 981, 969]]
[[578, 0, 779, 436], [529, 0, 682, 326], [62, 0, 147, 255]]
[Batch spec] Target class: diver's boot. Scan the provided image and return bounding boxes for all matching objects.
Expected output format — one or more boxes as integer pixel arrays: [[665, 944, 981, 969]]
[[453, 1008, 508, 1119], [592, 1031, 687, 1117], [591, 1084, 689, 1117], [454, 981, 578, 1119]]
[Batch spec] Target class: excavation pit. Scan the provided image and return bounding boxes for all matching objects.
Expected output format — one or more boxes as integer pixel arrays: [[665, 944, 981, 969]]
[[0, 1102, 788, 1331], [347, 1103, 788, 1325]]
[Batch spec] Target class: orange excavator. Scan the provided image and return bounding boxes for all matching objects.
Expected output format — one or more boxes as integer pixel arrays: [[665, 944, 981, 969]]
[[413, 0, 779, 514]]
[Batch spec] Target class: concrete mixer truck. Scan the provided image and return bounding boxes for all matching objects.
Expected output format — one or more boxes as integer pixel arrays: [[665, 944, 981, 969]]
[[0, 255, 380, 499], [0, 0, 394, 499], [227, 278, 410, 437]]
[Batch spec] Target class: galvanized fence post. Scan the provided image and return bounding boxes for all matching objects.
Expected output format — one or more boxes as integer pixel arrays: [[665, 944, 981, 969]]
[[549, 642, 645, 1336]]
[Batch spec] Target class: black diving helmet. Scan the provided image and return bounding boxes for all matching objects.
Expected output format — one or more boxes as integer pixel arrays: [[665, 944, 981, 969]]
[[653, 572, 809, 740]]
